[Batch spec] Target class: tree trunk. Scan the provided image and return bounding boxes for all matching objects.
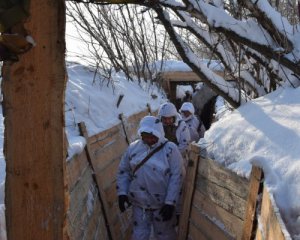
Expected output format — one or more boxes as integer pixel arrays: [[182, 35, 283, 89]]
[[2, 0, 67, 239]]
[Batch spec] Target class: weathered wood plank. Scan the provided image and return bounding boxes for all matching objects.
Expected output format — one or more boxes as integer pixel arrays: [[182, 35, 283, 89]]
[[104, 181, 118, 209], [260, 187, 291, 240], [92, 137, 128, 172], [193, 189, 244, 239], [68, 167, 95, 225], [66, 151, 89, 191], [255, 227, 263, 240], [96, 155, 120, 191], [94, 215, 109, 240], [198, 157, 249, 200], [82, 197, 102, 240], [3, 1, 67, 239], [188, 221, 209, 240], [189, 205, 234, 240], [68, 184, 100, 240], [177, 148, 200, 240], [241, 166, 263, 240], [88, 124, 121, 147], [79, 122, 116, 240], [195, 175, 247, 219]]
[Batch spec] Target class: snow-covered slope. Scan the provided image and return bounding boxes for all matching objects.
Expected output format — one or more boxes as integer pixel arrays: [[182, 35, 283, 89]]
[[201, 86, 300, 238]]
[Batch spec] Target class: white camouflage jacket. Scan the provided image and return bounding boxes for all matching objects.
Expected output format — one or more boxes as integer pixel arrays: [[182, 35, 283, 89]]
[[117, 138, 184, 209], [184, 115, 206, 142]]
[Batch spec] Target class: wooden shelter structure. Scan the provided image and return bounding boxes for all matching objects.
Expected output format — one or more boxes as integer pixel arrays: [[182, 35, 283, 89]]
[[159, 69, 225, 106]]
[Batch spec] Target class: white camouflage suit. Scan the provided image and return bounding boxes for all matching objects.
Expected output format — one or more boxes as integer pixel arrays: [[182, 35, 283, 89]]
[[117, 116, 184, 240], [158, 102, 191, 167], [179, 102, 206, 142]]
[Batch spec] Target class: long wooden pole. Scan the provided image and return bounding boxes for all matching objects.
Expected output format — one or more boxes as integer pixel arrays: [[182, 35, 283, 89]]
[[2, 0, 67, 239]]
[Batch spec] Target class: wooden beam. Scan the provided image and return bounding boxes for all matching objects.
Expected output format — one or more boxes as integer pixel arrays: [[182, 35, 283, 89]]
[[241, 166, 263, 240], [197, 157, 249, 200], [169, 82, 177, 103], [79, 122, 115, 240], [159, 70, 225, 82], [177, 144, 200, 240], [193, 190, 244, 239], [259, 187, 291, 240], [2, 0, 67, 239]]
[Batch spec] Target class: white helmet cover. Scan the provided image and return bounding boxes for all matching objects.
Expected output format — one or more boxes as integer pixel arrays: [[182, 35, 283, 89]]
[[138, 116, 165, 140], [158, 102, 178, 118], [179, 102, 195, 115]]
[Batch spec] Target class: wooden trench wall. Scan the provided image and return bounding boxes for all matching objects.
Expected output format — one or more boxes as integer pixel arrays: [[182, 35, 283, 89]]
[[65, 110, 291, 240], [178, 144, 292, 240]]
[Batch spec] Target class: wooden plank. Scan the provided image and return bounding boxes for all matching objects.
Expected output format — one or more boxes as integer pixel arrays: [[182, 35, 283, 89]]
[[198, 157, 249, 199], [88, 124, 121, 147], [119, 114, 130, 145], [189, 205, 234, 240], [195, 175, 247, 219], [104, 181, 118, 209], [96, 156, 120, 191], [160, 70, 224, 82], [260, 187, 291, 240], [88, 125, 124, 155], [79, 122, 115, 240], [3, 1, 67, 239], [126, 109, 149, 123], [82, 197, 102, 240], [188, 221, 209, 240], [255, 227, 263, 240], [241, 166, 263, 240], [169, 82, 177, 103], [177, 149, 200, 240], [161, 71, 203, 82], [66, 151, 89, 191], [92, 137, 128, 172], [94, 215, 109, 240], [68, 183, 100, 240], [193, 190, 244, 239], [68, 167, 95, 225]]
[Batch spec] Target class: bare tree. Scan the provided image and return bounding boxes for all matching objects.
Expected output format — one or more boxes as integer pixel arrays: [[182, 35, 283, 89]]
[[67, 3, 176, 84], [68, 0, 300, 110]]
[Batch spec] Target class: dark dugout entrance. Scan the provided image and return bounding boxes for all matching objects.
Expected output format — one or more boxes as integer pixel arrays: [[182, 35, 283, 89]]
[[158, 70, 221, 130]]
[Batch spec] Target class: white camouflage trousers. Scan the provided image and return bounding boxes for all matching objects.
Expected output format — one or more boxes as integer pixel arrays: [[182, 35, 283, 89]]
[[131, 205, 177, 240]]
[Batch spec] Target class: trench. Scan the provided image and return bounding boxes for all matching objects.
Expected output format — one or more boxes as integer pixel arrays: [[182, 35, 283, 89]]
[[65, 105, 290, 240]]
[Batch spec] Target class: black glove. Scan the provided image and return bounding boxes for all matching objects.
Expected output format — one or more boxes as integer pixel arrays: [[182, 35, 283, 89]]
[[159, 204, 175, 221], [118, 195, 131, 212]]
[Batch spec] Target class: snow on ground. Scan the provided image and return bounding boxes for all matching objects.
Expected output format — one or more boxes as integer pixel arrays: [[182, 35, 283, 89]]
[[152, 59, 224, 72], [65, 62, 166, 158]]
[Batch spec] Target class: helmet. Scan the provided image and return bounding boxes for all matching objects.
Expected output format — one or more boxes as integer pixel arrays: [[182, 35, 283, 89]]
[[179, 102, 195, 114], [158, 102, 178, 118], [138, 116, 164, 140]]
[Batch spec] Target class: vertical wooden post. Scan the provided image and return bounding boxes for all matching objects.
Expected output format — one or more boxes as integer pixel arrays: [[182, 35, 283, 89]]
[[78, 122, 114, 240], [169, 82, 177, 104], [177, 144, 200, 240], [2, 0, 67, 239], [241, 166, 263, 240]]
